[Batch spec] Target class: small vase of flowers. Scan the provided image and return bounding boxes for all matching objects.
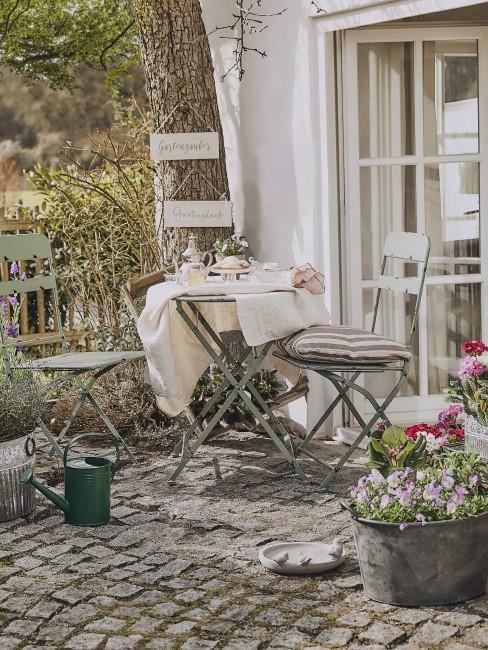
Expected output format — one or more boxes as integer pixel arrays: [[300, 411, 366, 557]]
[[445, 340, 488, 458], [213, 233, 249, 262]]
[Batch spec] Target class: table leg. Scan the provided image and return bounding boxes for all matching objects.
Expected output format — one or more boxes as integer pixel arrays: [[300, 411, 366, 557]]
[[170, 301, 306, 482]]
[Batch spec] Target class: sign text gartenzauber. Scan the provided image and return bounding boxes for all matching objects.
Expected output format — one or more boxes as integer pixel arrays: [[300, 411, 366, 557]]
[[164, 201, 232, 228], [150, 132, 219, 160]]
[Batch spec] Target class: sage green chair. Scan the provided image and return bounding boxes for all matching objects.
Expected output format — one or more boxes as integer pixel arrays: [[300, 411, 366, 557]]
[[0, 233, 144, 462], [274, 231, 431, 488]]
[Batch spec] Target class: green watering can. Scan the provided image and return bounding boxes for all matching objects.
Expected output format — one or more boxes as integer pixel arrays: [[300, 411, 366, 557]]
[[20, 433, 119, 527]]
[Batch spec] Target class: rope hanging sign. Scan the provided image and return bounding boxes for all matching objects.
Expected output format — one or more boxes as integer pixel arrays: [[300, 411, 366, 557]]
[[150, 100, 219, 161], [164, 169, 232, 228]]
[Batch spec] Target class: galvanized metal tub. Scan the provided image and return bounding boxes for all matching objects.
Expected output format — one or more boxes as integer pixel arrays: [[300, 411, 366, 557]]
[[343, 502, 488, 606], [465, 415, 488, 459], [0, 435, 36, 521]]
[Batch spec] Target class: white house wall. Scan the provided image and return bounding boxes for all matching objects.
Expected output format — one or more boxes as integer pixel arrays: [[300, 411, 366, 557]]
[[201, 1, 338, 431]]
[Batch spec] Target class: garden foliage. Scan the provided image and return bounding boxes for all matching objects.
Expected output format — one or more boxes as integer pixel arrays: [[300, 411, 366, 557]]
[[29, 108, 160, 350]]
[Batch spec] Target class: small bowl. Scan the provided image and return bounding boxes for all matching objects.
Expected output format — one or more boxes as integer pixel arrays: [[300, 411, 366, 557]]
[[259, 541, 346, 575]]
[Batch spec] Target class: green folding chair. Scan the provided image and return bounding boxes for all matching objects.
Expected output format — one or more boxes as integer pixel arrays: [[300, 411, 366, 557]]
[[274, 232, 430, 489], [0, 233, 144, 462]]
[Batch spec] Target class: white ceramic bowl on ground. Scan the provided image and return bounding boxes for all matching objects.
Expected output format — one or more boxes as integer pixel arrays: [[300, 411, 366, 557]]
[[259, 540, 346, 576]]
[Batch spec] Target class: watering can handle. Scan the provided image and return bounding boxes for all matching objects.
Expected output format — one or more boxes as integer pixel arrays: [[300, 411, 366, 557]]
[[63, 433, 120, 480]]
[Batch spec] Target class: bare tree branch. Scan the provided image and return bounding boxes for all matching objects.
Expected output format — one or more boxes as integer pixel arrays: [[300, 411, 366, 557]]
[[310, 1, 327, 14], [208, 0, 287, 81]]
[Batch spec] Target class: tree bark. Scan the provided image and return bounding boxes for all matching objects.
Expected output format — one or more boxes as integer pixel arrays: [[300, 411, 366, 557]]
[[131, 0, 232, 268]]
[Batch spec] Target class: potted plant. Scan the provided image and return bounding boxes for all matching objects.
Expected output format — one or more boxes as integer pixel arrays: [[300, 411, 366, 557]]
[[0, 370, 47, 521], [189, 363, 286, 433], [344, 450, 488, 606], [213, 233, 249, 262], [445, 339, 488, 457]]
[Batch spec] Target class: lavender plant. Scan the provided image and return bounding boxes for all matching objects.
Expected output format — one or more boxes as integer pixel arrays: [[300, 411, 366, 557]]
[[0, 261, 26, 369], [0, 371, 48, 443]]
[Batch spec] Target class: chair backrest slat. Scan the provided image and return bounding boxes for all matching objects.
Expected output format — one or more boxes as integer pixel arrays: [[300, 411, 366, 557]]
[[383, 231, 429, 263], [0, 275, 57, 295], [0, 233, 52, 262], [372, 231, 430, 348], [376, 275, 421, 295]]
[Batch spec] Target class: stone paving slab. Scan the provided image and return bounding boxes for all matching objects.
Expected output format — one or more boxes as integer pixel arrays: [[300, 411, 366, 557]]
[[0, 431, 487, 648]]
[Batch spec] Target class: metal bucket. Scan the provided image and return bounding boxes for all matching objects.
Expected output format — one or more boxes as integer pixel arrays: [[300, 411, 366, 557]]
[[344, 502, 488, 606], [0, 435, 36, 522], [465, 415, 488, 459]]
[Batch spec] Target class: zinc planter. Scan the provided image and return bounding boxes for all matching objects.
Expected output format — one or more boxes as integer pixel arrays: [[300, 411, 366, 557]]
[[0, 435, 36, 522], [465, 414, 488, 459], [343, 502, 488, 606]]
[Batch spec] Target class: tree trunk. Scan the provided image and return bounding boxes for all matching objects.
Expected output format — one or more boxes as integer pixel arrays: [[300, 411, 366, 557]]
[[131, 0, 232, 268]]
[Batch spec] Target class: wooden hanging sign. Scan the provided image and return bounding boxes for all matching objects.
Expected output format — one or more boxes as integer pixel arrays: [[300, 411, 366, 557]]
[[164, 200, 232, 227], [150, 132, 219, 160], [150, 100, 219, 160]]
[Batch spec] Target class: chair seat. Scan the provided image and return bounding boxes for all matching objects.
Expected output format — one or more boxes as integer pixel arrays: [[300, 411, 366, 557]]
[[277, 325, 411, 365], [27, 350, 145, 371]]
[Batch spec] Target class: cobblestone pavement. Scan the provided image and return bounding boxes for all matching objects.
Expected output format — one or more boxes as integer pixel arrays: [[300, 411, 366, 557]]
[[1, 431, 488, 649]]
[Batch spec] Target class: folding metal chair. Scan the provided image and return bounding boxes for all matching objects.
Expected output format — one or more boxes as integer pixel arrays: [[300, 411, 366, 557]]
[[274, 232, 430, 489], [0, 233, 144, 462]]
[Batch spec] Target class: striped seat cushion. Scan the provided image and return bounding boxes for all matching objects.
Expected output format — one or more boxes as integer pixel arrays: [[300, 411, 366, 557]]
[[278, 326, 411, 364]]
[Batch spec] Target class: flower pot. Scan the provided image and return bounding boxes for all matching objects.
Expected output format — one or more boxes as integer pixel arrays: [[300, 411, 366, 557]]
[[465, 414, 488, 459], [215, 253, 245, 263], [0, 435, 36, 522], [343, 502, 488, 606]]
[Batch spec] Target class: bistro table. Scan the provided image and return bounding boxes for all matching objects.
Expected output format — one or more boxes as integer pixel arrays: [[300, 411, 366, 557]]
[[168, 294, 308, 484]]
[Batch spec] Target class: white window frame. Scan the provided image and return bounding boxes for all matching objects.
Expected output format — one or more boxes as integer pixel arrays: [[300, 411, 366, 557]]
[[343, 25, 488, 423]]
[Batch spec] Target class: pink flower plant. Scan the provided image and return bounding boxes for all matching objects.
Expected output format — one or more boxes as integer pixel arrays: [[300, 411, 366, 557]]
[[458, 356, 486, 380], [402, 404, 465, 450], [445, 339, 488, 426]]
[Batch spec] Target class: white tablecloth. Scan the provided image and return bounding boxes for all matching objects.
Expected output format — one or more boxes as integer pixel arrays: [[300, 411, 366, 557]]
[[137, 278, 330, 416]]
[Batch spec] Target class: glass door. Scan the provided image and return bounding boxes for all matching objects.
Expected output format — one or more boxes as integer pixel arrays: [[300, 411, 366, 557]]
[[343, 26, 488, 424]]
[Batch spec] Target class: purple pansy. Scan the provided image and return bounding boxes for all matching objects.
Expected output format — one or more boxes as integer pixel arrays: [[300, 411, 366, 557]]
[[423, 482, 442, 502], [469, 474, 479, 487], [441, 471, 455, 489]]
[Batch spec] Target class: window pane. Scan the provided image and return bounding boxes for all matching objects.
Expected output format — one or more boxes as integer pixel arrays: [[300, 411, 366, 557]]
[[423, 40, 479, 155], [428, 283, 481, 394], [363, 289, 419, 398], [425, 162, 480, 275], [360, 165, 416, 280], [358, 42, 415, 159]]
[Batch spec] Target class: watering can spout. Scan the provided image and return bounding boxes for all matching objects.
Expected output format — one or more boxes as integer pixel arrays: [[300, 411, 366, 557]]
[[20, 469, 70, 514]]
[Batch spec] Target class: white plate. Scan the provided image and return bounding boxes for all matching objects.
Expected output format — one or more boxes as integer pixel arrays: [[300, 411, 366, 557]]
[[259, 541, 346, 575]]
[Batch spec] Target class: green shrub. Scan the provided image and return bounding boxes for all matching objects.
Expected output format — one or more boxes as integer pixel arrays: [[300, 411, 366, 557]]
[[28, 107, 161, 350]]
